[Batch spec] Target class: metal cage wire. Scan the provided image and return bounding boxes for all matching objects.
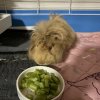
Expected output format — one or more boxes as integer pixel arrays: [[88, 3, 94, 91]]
[[0, 0, 100, 15]]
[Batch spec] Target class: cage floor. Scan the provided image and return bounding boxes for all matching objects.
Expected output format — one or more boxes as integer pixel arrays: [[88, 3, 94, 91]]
[[0, 53, 38, 100], [0, 32, 100, 100]]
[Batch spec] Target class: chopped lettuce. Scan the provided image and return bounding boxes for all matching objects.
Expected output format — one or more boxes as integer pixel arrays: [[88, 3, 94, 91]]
[[20, 69, 60, 100]]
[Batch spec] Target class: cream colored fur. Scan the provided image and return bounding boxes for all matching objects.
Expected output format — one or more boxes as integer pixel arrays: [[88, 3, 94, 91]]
[[28, 15, 76, 65]]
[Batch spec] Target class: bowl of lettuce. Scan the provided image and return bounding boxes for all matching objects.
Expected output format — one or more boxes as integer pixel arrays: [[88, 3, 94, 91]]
[[16, 66, 65, 100]]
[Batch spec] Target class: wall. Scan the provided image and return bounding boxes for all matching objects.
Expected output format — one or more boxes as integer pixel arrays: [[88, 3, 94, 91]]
[[0, 0, 100, 32]]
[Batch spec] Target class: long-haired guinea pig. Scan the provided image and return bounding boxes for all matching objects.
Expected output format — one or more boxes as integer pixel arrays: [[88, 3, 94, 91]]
[[28, 15, 76, 65]]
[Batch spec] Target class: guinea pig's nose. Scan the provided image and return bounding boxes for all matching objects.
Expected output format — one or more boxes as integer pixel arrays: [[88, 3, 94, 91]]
[[48, 46, 52, 50]]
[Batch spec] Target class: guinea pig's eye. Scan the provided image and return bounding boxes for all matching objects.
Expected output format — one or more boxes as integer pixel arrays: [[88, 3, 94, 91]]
[[55, 37, 58, 40], [54, 36, 60, 40]]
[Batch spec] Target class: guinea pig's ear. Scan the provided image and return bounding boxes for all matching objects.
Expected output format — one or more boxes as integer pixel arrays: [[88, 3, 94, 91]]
[[49, 13, 58, 20], [49, 14, 55, 20], [49, 14, 62, 20]]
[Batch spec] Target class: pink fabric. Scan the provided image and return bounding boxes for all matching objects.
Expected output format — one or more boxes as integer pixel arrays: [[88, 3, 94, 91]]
[[54, 32, 100, 100]]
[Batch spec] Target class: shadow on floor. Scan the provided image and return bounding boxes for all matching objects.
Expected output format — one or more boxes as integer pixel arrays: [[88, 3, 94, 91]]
[[0, 29, 32, 47]]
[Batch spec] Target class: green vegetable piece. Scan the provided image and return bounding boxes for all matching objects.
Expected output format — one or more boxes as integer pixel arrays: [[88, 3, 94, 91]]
[[39, 82, 44, 88], [47, 94, 55, 100], [36, 89, 46, 95], [51, 73, 60, 83], [50, 89, 57, 95], [40, 74, 45, 79], [29, 84, 38, 91], [50, 83, 58, 90], [21, 82, 27, 88], [44, 79, 49, 88], [34, 95, 47, 100]]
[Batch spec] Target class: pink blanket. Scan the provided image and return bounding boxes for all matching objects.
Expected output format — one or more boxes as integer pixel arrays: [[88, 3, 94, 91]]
[[54, 32, 100, 100]]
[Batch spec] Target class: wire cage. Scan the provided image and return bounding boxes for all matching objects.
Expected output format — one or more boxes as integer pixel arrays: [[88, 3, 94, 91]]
[[0, 0, 100, 15], [0, 0, 100, 32]]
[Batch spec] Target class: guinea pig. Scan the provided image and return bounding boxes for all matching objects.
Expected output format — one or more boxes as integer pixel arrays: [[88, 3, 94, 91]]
[[28, 14, 76, 65]]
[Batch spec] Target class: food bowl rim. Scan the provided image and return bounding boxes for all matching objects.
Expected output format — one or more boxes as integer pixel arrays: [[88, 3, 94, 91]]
[[16, 66, 65, 100]]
